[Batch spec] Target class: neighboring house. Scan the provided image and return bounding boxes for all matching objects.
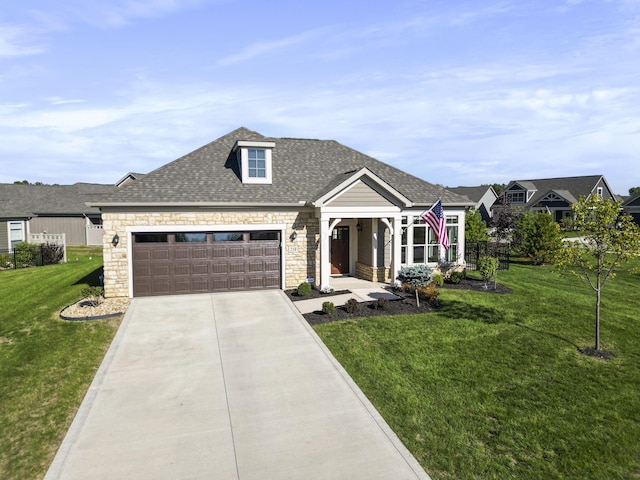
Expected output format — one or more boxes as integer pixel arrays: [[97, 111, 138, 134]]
[[115, 172, 146, 188], [622, 194, 640, 225], [491, 175, 616, 223], [448, 185, 498, 224], [0, 183, 116, 249], [91, 127, 474, 298]]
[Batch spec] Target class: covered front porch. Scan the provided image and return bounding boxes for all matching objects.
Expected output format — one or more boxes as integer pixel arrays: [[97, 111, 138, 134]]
[[318, 215, 402, 291]]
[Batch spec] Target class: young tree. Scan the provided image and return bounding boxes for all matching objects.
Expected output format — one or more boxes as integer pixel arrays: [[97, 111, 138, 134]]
[[465, 208, 489, 243], [515, 211, 562, 265], [556, 196, 640, 351], [477, 255, 498, 289]]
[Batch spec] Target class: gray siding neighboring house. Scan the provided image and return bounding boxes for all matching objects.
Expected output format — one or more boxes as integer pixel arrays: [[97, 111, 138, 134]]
[[492, 175, 616, 223], [622, 194, 640, 225], [0, 183, 117, 249], [448, 185, 498, 224]]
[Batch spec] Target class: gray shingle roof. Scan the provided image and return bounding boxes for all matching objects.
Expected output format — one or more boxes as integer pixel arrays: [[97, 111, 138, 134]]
[[496, 175, 608, 207], [96, 127, 471, 207], [0, 183, 117, 218], [448, 185, 494, 203]]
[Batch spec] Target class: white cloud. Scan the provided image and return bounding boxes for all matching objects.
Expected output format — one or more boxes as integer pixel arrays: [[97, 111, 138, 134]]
[[40, 0, 210, 29], [217, 27, 330, 67], [0, 25, 45, 57], [46, 97, 87, 105]]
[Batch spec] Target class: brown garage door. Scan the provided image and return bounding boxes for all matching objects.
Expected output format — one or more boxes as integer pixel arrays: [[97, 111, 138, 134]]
[[132, 231, 281, 297]]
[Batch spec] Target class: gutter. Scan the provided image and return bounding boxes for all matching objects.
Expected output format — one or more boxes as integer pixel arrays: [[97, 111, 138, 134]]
[[87, 201, 309, 208]]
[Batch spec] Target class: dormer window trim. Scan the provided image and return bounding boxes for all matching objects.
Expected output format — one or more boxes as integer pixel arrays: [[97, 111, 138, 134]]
[[233, 140, 275, 185]]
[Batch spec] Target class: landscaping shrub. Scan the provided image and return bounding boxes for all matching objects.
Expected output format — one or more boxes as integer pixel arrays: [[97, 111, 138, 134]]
[[42, 243, 64, 265], [416, 283, 440, 306], [81, 286, 104, 307], [321, 301, 335, 314], [14, 243, 40, 267], [432, 273, 444, 287], [397, 264, 433, 307], [297, 281, 312, 296], [446, 271, 464, 284], [397, 264, 433, 288], [373, 297, 389, 310], [345, 298, 361, 314]]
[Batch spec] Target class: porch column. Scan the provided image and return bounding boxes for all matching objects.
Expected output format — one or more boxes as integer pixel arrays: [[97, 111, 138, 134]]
[[371, 218, 378, 269], [319, 218, 330, 290], [391, 216, 402, 286]]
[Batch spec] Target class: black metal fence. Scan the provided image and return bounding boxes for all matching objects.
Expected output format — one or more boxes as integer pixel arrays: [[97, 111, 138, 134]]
[[465, 241, 510, 271], [0, 244, 65, 270]]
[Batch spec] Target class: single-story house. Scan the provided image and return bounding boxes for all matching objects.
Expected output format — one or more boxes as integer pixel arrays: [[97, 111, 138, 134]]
[[491, 175, 616, 223], [448, 185, 498, 224], [622, 194, 640, 225], [91, 127, 474, 298], [0, 183, 116, 249]]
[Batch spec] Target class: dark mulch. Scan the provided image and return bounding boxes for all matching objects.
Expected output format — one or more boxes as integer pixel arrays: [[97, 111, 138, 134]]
[[579, 347, 615, 360], [440, 276, 512, 295], [286, 276, 512, 326], [301, 293, 439, 326], [286, 288, 350, 301]]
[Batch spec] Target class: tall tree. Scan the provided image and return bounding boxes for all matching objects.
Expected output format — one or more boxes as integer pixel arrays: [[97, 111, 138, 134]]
[[465, 208, 489, 243], [515, 211, 562, 265], [491, 183, 506, 196], [492, 201, 523, 243], [629, 186, 640, 196], [556, 196, 640, 352]]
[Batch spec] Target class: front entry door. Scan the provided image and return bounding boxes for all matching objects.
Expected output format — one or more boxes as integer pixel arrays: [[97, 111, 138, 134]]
[[331, 226, 350, 274]]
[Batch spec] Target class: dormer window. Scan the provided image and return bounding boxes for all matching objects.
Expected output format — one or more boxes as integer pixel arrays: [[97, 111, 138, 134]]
[[506, 191, 525, 203], [248, 149, 266, 178], [234, 140, 275, 184]]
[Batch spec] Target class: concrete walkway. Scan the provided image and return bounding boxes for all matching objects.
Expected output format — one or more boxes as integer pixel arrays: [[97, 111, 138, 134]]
[[45, 290, 430, 480], [294, 277, 400, 314]]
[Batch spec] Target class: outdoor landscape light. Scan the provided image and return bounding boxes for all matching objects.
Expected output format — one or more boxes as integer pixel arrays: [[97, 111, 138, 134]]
[[112, 234, 119, 247]]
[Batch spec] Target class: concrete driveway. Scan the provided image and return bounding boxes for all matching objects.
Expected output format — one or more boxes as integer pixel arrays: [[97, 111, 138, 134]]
[[46, 290, 430, 480]]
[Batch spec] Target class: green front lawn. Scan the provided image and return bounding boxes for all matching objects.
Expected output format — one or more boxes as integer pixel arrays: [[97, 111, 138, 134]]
[[0, 247, 121, 480], [316, 261, 640, 480]]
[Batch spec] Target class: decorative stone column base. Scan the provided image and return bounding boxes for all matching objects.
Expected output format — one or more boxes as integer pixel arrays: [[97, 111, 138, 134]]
[[355, 262, 391, 283]]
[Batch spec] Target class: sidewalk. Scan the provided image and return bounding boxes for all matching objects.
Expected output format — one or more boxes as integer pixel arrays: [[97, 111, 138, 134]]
[[293, 277, 400, 314]]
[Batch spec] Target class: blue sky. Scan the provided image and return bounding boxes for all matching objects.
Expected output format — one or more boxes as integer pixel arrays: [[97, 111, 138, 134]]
[[1, 0, 639, 195]]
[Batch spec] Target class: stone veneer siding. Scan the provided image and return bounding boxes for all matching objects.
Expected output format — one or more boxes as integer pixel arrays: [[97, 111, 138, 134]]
[[101, 210, 319, 298], [355, 261, 391, 282]]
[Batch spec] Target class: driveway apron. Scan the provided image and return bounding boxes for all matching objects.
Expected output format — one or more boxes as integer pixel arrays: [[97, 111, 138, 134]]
[[46, 290, 430, 480]]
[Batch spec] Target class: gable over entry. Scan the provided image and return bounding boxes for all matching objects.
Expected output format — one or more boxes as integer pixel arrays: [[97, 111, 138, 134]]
[[313, 168, 410, 291]]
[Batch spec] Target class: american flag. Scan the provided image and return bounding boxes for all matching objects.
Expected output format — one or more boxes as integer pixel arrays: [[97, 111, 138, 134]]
[[420, 198, 450, 250]]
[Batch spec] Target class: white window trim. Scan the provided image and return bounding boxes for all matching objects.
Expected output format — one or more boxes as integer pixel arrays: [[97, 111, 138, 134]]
[[400, 213, 463, 266], [234, 141, 275, 185], [8, 221, 25, 248]]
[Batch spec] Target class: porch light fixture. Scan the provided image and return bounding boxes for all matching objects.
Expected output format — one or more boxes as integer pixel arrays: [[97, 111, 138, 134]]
[[356, 223, 363, 232], [112, 234, 120, 247], [290, 231, 297, 241]]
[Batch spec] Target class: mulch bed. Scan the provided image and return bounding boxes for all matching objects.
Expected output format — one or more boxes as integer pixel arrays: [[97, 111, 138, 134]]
[[286, 276, 512, 326]]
